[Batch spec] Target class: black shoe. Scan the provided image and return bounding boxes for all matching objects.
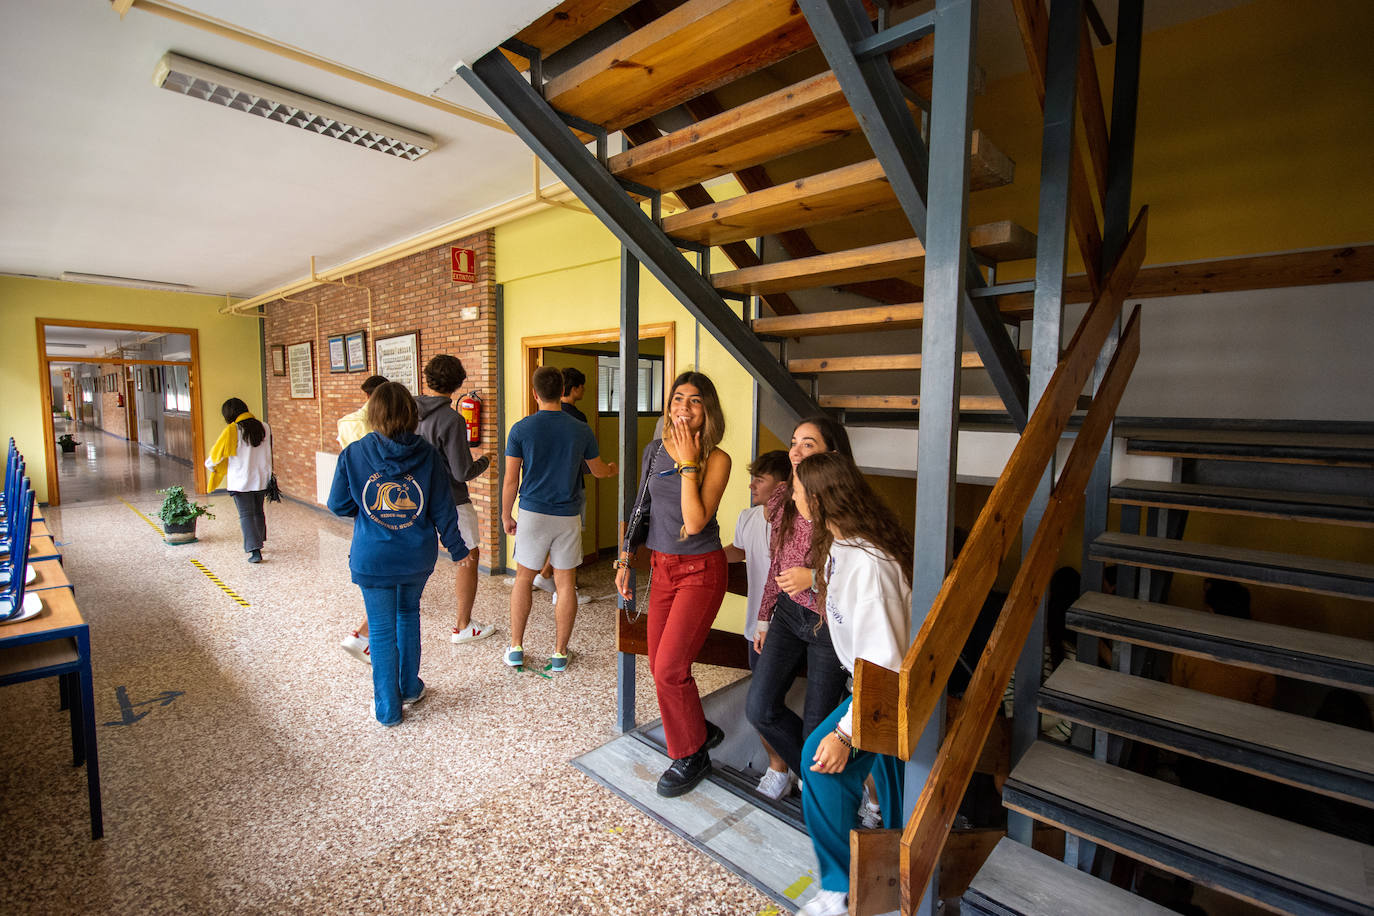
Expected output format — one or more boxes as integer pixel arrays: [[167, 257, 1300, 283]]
[[703, 720, 724, 753], [656, 748, 712, 798], [248, 549, 262, 564]]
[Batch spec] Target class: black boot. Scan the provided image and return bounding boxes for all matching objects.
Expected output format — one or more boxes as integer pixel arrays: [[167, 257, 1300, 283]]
[[656, 747, 712, 798]]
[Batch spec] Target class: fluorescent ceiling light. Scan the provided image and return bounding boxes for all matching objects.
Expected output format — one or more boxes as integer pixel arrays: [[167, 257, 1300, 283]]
[[154, 53, 435, 161], [60, 272, 194, 292]]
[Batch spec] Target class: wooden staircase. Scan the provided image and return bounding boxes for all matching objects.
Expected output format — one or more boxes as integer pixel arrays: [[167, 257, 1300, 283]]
[[475, 0, 1045, 426]]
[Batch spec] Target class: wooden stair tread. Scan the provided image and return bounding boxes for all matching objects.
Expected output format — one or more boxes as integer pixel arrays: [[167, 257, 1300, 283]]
[[1004, 742, 1374, 913], [662, 147, 1032, 246], [606, 39, 938, 190], [713, 238, 926, 295], [788, 352, 985, 373], [1066, 591, 1374, 691], [1120, 428, 1374, 468], [544, 0, 818, 131], [817, 394, 1009, 412], [1041, 660, 1374, 805], [1112, 479, 1374, 526], [753, 302, 926, 337], [1090, 531, 1374, 600], [963, 837, 1175, 916], [507, 0, 640, 60]]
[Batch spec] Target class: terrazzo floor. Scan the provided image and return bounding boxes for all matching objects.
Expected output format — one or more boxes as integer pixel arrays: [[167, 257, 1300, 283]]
[[1, 427, 781, 915]]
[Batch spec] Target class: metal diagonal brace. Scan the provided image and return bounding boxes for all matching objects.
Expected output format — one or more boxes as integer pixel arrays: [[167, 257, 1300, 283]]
[[458, 51, 819, 421], [798, 0, 1028, 427]]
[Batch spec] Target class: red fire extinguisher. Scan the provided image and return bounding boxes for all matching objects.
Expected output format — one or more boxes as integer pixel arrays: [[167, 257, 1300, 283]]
[[116, 393, 125, 408], [457, 391, 481, 446]]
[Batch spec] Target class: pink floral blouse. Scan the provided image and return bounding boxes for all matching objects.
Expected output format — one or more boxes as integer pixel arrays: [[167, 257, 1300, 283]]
[[758, 483, 818, 623]]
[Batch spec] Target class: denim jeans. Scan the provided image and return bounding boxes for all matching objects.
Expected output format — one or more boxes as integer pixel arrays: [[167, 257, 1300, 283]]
[[745, 592, 850, 778], [230, 490, 267, 552], [360, 580, 427, 725]]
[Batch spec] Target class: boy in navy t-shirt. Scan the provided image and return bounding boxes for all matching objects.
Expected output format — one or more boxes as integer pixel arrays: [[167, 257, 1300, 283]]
[[502, 366, 617, 671]]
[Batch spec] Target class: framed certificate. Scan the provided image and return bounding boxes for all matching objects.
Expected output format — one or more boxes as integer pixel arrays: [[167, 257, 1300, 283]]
[[327, 335, 347, 374], [375, 331, 420, 395], [270, 345, 287, 377], [287, 341, 315, 399], [345, 329, 367, 372]]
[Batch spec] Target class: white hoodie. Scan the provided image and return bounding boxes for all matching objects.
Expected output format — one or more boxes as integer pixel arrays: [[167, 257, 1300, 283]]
[[822, 536, 912, 737]]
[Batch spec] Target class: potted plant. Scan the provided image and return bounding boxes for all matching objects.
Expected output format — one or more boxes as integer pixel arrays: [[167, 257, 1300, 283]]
[[157, 485, 214, 545], [57, 433, 81, 454]]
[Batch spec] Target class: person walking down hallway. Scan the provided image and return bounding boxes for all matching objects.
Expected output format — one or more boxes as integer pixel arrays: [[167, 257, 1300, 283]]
[[415, 355, 495, 646], [205, 397, 272, 563], [615, 371, 732, 798], [503, 366, 617, 673], [338, 374, 389, 664], [328, 382, 470, 727]]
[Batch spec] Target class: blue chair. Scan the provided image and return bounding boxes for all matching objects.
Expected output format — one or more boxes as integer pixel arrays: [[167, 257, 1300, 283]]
[[0, 487, 34, 614]]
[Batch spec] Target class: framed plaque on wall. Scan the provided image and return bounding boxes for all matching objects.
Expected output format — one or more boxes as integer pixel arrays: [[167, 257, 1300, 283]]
[[327, 335, 348, 374], [374, 331, 420, 395], [345, 329, 367, 372], [287, 341, 315, 399]]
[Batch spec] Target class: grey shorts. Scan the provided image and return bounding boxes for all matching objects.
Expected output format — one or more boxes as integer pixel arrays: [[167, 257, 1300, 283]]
[[513, 509, 582, 571]]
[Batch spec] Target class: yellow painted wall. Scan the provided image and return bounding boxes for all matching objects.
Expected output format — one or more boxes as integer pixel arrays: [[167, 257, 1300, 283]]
[[0, 276, 263, 502], [496, 206, 758, 632], [971, 0, 1374, 275]]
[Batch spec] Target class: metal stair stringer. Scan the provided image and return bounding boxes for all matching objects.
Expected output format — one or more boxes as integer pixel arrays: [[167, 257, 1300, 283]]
[[797, 0, 1030, 429], [458, 50, 822, 421]]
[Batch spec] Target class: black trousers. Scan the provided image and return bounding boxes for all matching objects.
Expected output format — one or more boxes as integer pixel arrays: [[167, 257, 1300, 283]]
[[230, 490, 267, 552]]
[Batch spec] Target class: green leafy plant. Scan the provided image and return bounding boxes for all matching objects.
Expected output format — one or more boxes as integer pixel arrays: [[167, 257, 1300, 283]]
[[57, 433, 81, 448], [156, 485, 214, 527]]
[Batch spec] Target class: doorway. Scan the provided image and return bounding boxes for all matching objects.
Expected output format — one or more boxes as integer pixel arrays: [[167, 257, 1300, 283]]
[[521, 322, 675, 562], [37, 320, 205, 507]]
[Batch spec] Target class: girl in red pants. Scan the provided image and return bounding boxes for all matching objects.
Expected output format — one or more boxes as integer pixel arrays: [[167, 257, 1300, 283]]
[[615, 371, 732, 797]]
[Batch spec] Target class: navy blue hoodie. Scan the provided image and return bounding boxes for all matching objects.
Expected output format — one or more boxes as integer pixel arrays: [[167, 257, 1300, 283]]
[[328, 431, 469, 587]]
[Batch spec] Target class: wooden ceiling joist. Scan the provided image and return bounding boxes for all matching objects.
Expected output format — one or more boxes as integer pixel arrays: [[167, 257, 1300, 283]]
[[752, 302, 926, 337]]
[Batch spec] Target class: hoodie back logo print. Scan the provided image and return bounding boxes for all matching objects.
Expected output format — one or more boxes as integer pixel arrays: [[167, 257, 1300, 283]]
[[363, 473, 424, 530]]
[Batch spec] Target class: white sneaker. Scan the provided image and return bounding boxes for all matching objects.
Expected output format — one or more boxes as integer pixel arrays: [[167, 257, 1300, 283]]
[[402, 685, 427, 708], [501, 576, 516, 587], [551, 590, 592, 607], [799, 889, 848, 916], [341, 632, 371, 666], [532, 573, 556, 594], [451, 621, 496, 644], [756, 768, 795, 800], [859, 782, 882, 829]]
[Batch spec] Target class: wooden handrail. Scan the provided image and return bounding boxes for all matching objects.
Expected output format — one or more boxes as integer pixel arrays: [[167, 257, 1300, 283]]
[[898, 305, 1143, 912], [851, 207, 1146, 761]]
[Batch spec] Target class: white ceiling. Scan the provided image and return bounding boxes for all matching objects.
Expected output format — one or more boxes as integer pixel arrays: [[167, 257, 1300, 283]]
[[0, 0, 1251, 300]]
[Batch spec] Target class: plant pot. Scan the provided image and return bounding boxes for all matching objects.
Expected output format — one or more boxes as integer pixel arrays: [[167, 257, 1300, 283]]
[[163, 520, 198, 545], [59, 444, 77, 454]]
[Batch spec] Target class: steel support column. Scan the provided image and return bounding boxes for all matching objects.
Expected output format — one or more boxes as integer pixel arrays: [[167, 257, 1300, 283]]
[[458, 51, 819, 420], [1082, 0, 1144, 600], [1009, 0, 1082, 848], [616, 248, 641, 734], [797, 0, 1029, 428]]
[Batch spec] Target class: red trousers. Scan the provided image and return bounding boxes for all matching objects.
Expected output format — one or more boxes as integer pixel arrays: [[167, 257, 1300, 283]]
[[647, 549, 727, 759]]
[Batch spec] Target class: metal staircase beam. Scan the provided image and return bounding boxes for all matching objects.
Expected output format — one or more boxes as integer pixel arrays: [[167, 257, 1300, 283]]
[[797, 0, 1029, 429], [457, 51, 820, 421]]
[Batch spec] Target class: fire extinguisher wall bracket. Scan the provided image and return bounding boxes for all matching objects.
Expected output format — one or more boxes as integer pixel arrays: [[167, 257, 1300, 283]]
[[458, 391, 482, 446]]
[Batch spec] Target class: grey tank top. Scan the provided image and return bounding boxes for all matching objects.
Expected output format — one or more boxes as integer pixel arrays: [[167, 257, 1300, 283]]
[[642, 440, 722, 556]]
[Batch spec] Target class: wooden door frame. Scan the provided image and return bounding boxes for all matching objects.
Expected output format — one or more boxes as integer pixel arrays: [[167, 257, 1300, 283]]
[[37, 318, 205, 507]]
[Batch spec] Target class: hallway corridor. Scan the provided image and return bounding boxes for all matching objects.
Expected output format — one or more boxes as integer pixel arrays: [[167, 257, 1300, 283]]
[[51, 419, 191, 506], [1, 445, 759, 914]]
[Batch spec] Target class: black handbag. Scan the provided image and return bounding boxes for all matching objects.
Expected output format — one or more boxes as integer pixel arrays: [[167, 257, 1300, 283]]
[[265, 473, 281, 503]]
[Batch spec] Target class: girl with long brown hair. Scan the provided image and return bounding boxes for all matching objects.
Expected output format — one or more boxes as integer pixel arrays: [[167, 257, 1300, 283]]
[[614, 371, 732, 797], [791, 451, 912, 916], [743, 415, 853, 794]]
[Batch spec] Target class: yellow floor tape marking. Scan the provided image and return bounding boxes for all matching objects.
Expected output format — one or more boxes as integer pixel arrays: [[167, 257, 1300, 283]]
[[188, 559, 251, 607], [121, 499, 163, 534], [782, 874, 814, 900], [606, 826, 624, 834], [756, 906, 782, 916]]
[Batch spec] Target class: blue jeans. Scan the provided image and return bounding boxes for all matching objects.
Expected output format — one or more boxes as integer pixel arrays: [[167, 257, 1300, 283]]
[[360, 580, 427, 725], [745, 592, 850, 778], [801, 697, 905, 891]]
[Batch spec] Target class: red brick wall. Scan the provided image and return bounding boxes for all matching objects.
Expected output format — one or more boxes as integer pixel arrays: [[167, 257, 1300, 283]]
[[262, 230, 500, 560], [98, 362, 129, 439]]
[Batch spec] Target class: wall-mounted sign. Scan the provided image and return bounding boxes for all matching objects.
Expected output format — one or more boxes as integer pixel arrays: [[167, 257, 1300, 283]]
[[451, 246, 477, 283], [345, 330, 368, 372], [287, 341, 315, 399], [327, 335, 348, 374], [375, 331, 420, 396]]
